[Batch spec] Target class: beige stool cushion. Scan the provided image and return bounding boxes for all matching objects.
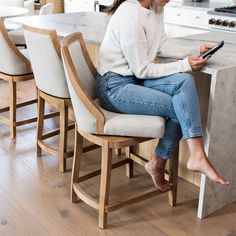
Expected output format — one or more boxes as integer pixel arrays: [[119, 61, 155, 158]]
[[98, 100, 165, 138]]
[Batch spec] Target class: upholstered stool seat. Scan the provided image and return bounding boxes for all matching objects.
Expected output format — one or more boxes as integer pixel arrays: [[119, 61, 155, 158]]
[[92, 100, 165, 137]]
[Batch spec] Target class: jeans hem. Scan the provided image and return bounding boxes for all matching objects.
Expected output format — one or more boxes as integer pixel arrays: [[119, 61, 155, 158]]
[[182, 132, 203, 139], [155, 150, 172, 160], [182, 127, 203, 139]]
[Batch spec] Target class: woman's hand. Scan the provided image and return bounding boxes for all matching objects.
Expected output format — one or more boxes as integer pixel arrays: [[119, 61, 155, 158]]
[[188, 56, 208, 71], [200, 43, 213, 54]]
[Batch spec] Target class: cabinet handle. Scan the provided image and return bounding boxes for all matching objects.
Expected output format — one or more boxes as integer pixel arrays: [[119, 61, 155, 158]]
[[196, 16, 200, 19]]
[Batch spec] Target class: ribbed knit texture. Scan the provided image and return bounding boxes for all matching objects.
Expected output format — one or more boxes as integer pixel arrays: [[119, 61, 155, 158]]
[[97, 0, 200, 79]]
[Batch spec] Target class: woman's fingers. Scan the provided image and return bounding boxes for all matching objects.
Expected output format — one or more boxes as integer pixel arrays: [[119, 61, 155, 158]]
[[191, 56, 208, 62], [200, 43, 213, 54], [188, 56, 208, 71]]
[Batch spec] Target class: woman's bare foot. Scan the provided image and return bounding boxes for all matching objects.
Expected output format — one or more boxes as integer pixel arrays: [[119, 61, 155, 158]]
[[186, 137, 229, 185], [145, 156, 173, 192], [187, 154, 229, 186]]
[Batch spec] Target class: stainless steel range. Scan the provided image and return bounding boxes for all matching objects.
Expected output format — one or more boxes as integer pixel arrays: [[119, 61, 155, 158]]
[[208, 6, 236, 32]]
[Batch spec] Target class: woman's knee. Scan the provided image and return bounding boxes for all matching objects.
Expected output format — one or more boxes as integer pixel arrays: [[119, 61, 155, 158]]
[[174, 73, 195, 92], [177, 72, 194, 83]]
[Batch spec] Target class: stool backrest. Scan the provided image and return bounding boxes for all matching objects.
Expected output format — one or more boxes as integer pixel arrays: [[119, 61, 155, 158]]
[[24, 25, 70, 98], [0, 19, 31, 75], [61, 32, 105, 134], [39, 3, 53, 15]]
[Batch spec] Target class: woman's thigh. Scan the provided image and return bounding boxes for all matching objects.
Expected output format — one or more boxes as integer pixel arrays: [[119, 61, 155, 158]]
[[143, 72, 194, 96], [97, 74, 177, 119]]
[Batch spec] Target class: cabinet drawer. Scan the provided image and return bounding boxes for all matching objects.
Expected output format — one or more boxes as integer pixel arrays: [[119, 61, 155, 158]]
[[164, 7, 208, 28]]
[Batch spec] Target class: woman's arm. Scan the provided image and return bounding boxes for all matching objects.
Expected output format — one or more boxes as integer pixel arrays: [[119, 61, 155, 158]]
[[157, 30, 200, 59], [119, 20, 192, 79]]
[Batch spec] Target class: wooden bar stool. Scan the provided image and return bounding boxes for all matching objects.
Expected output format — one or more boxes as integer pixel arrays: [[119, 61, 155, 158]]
[[0, 19, 37, 138], [23, 25, 74, 172], [61, 32, 179, 229], [23, 25, 98, 172]]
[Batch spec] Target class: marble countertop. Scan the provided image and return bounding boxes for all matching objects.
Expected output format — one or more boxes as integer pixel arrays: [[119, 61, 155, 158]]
[[7, 12, 110, 44], [7, 11, 236, 73], [165, 30, 236, 73]]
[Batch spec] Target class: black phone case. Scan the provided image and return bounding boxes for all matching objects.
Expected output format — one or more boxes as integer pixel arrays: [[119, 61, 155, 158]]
[[201, 41, 224, 59]]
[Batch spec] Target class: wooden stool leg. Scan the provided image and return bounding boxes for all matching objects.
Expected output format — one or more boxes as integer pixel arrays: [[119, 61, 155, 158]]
[[37, 92, 45, 157], [59, 102, 68, 172], [125, 146, 134, 178], [168, 145, 179, 207], [98, 141, 112, 229], [9, 79, 16, 139], [71, 129, 83, 203]]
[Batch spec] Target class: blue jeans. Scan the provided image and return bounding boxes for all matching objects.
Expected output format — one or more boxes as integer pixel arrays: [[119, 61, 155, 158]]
[[96, 72, 203, 159]]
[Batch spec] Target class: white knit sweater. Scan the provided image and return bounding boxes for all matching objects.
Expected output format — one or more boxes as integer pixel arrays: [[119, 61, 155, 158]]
[[97, 0, 200, 79]]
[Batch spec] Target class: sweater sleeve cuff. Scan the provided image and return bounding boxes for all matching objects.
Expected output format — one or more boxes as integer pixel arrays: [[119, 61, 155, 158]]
[[181, 57, 192, 72]]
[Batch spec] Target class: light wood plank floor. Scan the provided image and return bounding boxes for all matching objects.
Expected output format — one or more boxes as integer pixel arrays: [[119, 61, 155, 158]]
[[0, 80, 236, 236]]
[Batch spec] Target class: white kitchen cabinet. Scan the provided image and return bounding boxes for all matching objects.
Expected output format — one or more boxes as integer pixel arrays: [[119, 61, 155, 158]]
[[64, 0, 95, 13], [164, 6, 209, 29], [164, 6, 209, 38]]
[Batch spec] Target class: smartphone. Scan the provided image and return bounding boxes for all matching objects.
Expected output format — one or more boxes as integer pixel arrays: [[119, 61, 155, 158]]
[[201, 40, 224, 59]]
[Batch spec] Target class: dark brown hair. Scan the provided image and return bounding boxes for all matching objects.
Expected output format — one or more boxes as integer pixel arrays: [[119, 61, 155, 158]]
[[108, 0, 127, 14]]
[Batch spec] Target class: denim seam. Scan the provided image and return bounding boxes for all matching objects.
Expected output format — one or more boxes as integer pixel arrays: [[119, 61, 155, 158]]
[[156, 149, 172, 160], [180, 91, 191, 129], [146, 81, 180, 87], [110, 97, 174, 112]]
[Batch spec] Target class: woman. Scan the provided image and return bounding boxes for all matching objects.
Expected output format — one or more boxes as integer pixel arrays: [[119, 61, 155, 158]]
[[97, 0, 229, 191]]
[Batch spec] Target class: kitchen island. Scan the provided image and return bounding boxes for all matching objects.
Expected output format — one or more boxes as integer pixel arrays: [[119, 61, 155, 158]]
[[165, 31, 236, 218], [7, 12, 236, 219]]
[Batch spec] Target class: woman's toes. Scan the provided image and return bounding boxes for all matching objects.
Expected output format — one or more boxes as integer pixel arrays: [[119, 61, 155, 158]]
[[216, 177, 229, 185]]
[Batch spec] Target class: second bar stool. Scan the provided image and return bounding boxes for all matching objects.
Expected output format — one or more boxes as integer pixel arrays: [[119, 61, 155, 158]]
[[23, 25, 74, 172]]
